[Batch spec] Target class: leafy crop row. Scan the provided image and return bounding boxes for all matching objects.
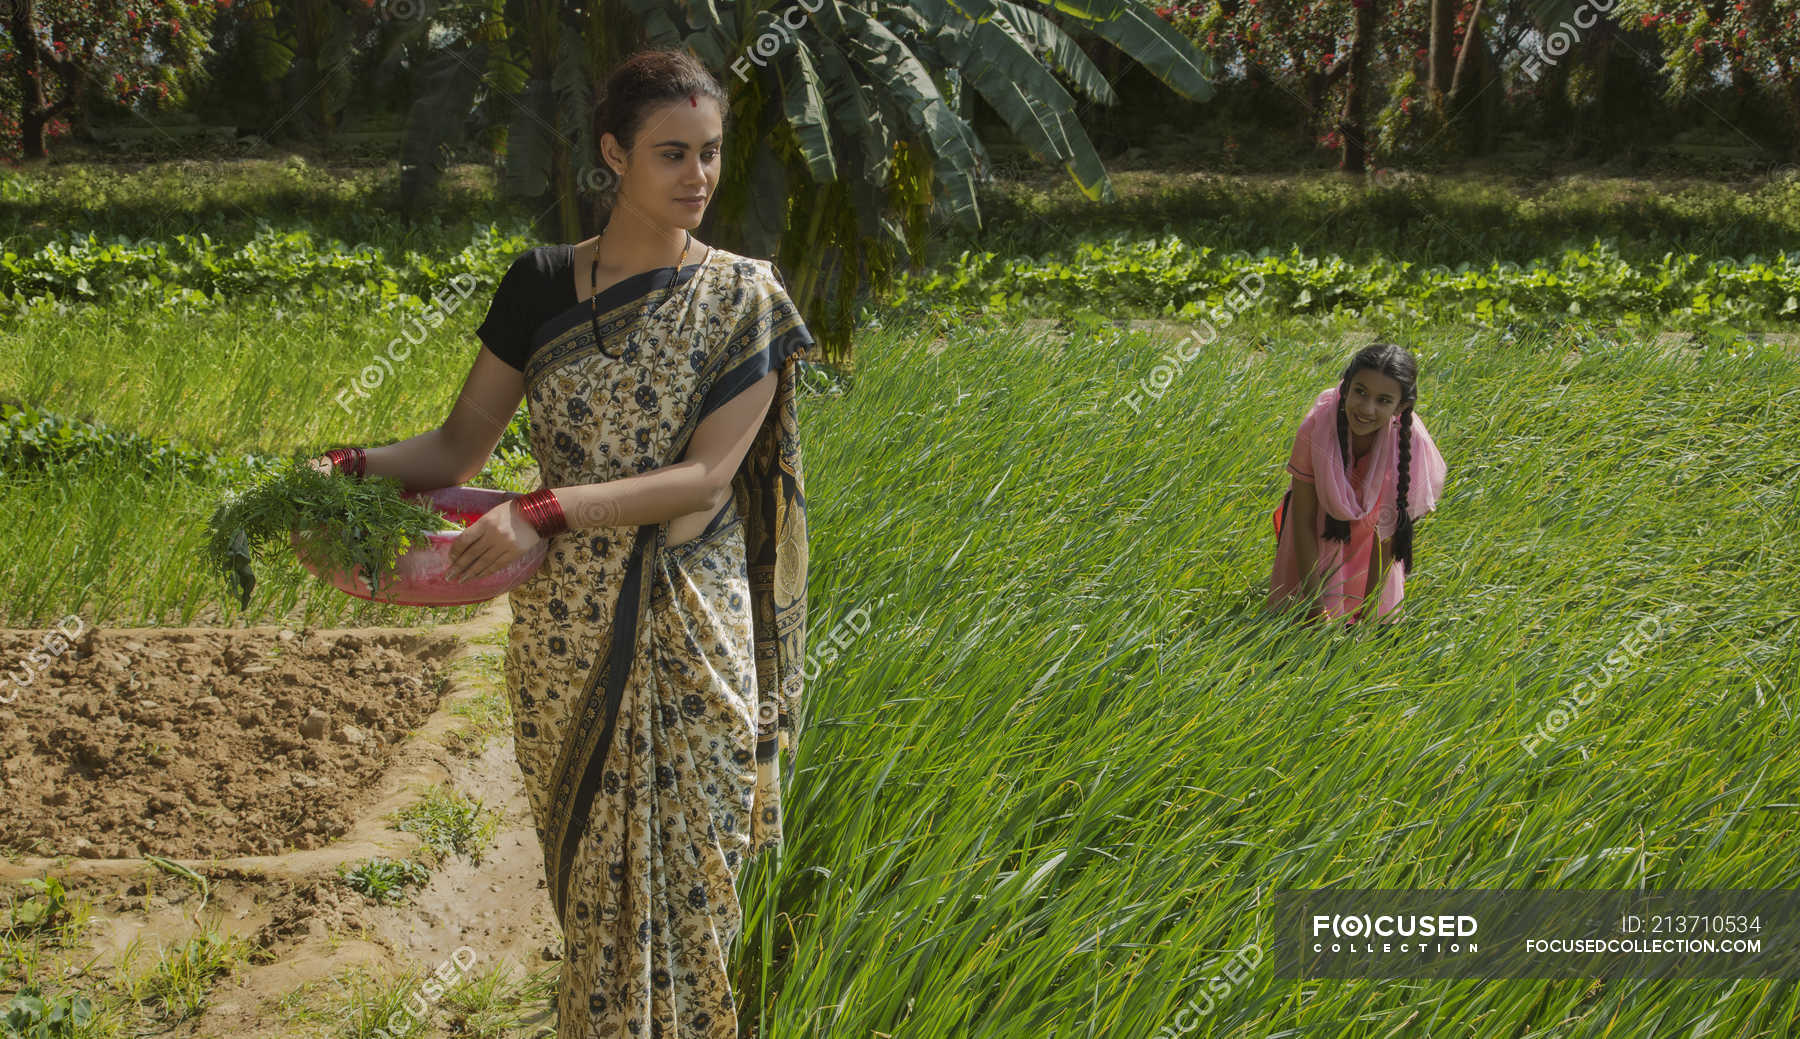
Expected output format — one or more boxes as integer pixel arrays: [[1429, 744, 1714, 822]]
[[0, 224, 532, 316], [0, 402, 537, 484], [9, 224, 1797, 326], [0, 401, 279, 480], [891, 236, 1800, 325]]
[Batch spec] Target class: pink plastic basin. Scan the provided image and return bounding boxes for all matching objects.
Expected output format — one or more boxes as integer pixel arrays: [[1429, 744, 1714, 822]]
[[290, 486, 549, 606]]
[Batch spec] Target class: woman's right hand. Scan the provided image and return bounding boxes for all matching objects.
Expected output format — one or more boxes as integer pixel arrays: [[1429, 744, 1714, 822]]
[[306, 454, 336, 476]]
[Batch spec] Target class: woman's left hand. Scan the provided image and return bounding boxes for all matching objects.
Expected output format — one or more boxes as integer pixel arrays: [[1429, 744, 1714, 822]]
[[446, 501, 544, 583]]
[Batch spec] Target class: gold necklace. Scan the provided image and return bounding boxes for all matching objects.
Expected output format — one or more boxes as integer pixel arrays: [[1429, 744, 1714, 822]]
[[588, 229, 691, 360]]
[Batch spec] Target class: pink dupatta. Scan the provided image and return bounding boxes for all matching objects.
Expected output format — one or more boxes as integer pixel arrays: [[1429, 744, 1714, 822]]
[[1269, 386, 1447, 622]]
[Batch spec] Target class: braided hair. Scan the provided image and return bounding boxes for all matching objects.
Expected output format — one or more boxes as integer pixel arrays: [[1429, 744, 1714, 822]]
[[1322, 342, 1421, 574]]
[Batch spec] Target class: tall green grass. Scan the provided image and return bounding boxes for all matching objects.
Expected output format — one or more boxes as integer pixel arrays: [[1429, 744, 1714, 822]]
[[732, 312, 1800, 1035], [0, 457, 486, 627], [0, 287, 516, 625], [0, 294, 486, 454]]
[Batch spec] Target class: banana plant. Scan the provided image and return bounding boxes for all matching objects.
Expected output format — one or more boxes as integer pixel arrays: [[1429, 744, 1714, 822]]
[[398, 0, 1220, 361], [231, 0, 367, 138]]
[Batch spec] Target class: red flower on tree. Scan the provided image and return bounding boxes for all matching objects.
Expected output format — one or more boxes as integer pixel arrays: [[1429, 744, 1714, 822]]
[[3, 0, 217, 160]]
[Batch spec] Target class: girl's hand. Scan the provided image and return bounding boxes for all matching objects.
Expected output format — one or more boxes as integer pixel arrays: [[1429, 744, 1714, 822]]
[[306, 454, 336, 476], [446, 501, 543, 583]]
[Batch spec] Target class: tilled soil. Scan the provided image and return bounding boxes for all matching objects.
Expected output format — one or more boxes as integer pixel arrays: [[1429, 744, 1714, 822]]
[[0, 624, 459, 860]]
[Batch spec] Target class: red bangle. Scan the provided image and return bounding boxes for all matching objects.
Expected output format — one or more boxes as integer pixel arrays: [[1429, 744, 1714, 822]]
[[324, 447, 366, 477], [515, 488, 567, 537]]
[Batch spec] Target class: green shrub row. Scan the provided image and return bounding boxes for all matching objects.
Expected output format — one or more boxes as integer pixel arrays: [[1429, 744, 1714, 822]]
[[0, 401, 537, 485], [0, 401, 280, 480], [9, 221, 1796, 326], [892, 237, 1800, 325], [0, 224, 531, 315]]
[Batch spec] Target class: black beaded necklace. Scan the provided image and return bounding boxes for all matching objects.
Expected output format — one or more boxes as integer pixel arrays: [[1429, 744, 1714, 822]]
[[587, 229, 691, 359]]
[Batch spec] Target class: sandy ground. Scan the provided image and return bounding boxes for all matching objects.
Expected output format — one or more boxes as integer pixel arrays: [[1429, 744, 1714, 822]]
[[0, 599, 567, 1038], [0, 624, 461, 859]]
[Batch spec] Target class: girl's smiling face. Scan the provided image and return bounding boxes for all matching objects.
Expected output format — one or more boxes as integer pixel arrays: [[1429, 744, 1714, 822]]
[[1343, 368, 1405, 435]]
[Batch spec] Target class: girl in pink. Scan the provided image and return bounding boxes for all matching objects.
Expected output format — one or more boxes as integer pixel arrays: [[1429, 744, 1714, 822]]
[[1267, 342, 1447, 625]]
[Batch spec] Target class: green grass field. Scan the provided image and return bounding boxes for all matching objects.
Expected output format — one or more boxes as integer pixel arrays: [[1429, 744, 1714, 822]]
[[0, 292, 511, 626], [735, 312, 1800, 1035], [4, 158, 1798, 1034]]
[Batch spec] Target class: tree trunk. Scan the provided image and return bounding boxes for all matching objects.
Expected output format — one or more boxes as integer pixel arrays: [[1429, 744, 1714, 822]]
[[520, 0, 574, 243], [11, 0, 49, 159], [1447, 0, 1484, 106], [1337, 0, 1381, 171], [564, 1, 653, 241], [1427, 0, 1456, 106]]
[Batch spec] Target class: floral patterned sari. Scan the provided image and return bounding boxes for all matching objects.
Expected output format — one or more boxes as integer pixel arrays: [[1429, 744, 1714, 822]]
[[501, 244, 810, 1037]]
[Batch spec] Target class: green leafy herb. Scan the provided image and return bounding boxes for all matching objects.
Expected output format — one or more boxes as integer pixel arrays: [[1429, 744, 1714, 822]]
[[204, 458, 452, 609], [3, 984, 94, 1039]]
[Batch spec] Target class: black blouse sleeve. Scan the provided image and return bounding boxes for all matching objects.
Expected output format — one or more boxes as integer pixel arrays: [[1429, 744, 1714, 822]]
[[475, 249, 537, 373]]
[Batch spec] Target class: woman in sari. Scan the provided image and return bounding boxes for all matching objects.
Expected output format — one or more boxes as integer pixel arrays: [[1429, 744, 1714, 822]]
[[314, 49, 811, 1038]]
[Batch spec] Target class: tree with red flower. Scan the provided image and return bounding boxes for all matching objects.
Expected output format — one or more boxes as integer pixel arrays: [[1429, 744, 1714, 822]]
[[1, 0, 218, 161], [1613, 0, 1800, 153]]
